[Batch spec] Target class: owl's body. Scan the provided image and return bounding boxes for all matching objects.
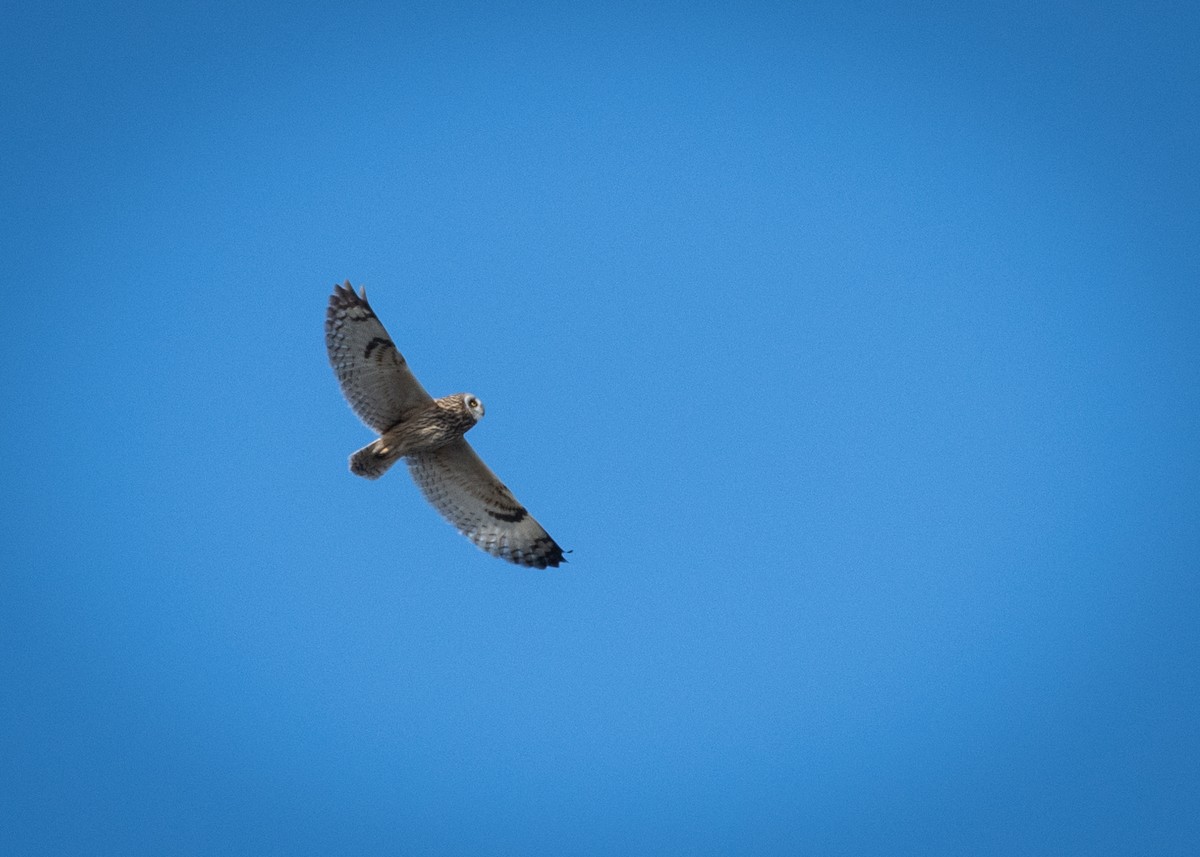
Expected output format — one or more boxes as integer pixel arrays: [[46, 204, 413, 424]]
[[325, 282, 566, 569], [349, 394, 483, 479]]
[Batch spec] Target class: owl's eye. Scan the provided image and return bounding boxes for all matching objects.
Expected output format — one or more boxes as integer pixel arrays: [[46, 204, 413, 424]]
[[468, 398, 478, 408]]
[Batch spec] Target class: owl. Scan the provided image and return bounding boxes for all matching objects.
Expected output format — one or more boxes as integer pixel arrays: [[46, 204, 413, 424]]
[[325, 281, 567, 569]]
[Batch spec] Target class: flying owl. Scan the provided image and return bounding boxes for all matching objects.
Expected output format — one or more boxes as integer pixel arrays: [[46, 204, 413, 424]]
[[325, 281, 567, 569]]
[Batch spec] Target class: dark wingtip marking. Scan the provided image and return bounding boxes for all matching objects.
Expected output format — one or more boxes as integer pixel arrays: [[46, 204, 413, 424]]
[[533, 537, 567, 569]]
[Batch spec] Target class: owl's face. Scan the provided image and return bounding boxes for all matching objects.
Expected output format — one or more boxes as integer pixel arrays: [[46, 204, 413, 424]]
[[463, 394, 485, 422]]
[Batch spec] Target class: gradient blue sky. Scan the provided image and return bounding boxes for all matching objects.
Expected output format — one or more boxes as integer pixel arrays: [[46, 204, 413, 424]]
[[3, 2, 1199, 854]]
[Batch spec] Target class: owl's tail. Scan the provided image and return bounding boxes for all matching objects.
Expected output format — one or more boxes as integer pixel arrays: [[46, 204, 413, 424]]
[[349, 439, 402, 480]]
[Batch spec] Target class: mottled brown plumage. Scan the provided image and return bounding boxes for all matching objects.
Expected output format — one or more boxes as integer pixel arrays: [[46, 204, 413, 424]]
[[349, 394, 483, 479], [325, 282, 567, 569]]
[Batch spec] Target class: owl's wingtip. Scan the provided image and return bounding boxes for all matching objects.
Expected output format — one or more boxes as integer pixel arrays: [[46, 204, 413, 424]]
[[328, 280, 372, 311]]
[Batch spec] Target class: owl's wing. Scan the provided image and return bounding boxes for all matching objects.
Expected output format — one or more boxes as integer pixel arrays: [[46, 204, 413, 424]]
[[407, 438, 566, 569], [326, 282, 433, 433]]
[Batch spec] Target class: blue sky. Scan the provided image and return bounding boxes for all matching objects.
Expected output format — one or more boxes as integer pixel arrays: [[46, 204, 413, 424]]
[[2, 1, 1198, 854]]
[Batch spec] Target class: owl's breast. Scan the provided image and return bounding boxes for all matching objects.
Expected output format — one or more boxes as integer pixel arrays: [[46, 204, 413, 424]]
[[383, 399, 476, 458]]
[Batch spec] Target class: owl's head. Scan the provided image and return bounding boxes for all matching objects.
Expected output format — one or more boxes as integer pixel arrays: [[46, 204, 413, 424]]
[[462, 393, 485, 422]]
